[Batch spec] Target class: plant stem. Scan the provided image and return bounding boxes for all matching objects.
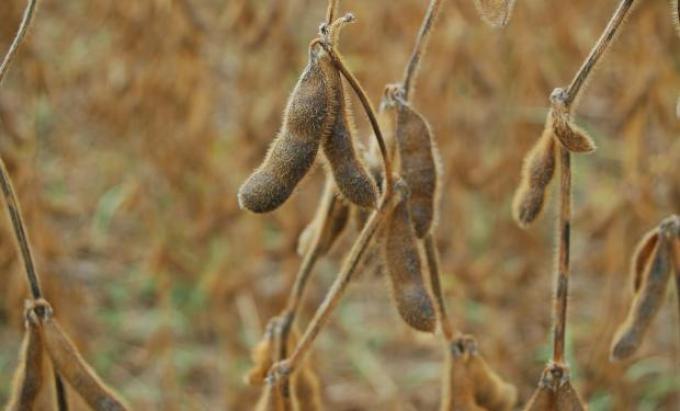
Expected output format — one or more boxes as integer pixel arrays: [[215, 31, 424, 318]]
[[269, 192, 399, 381], [424, 234, 455, 341], [0, 0, 37, 85], [326, 0, 340, 24], [549, 0, 637, 364], [318, 40, 394, 201], [402, 0, 443, 101], [564, 0, 636, 106], [552, 147, 571, 364], [0, 2, 69, 410], [0, 160, 42, 299]]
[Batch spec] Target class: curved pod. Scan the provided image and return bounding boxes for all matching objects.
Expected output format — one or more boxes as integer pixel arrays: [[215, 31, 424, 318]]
[[239, 44, 340, 213]]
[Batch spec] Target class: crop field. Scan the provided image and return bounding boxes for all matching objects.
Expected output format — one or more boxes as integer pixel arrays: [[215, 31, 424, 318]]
[[0, 0, 679, 410]]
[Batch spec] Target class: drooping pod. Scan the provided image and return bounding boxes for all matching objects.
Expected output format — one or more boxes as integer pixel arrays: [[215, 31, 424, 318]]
[[291, 364, 323, 411], [440, 339, 484, 411], [630, 229, 659, 293], [466, 349, 517, 411], [549, 88, 596, 154], [611, 217, 676, 360], [255, 381, 288, 411], [5, 301, 46, 411], [549, 109, 596, 154], [394, 97, 440, 238], [297, 179, 349, 257], [321, 78, 379, 209], [383, 181, 436, 332], [472, 0, 517, 28], [238, 42, 340, 213], [31, 300, 130, 411], [512, 126, 557, 227], [250, 318, 324, 411], [555, 380, 587, 411], [246, 320, 278, 386], [522, 386, 555, 411], [523, 364, 584, 411]]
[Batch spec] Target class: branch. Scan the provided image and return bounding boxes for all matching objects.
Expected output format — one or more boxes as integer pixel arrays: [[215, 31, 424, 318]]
[[402, 0, 443, 101]]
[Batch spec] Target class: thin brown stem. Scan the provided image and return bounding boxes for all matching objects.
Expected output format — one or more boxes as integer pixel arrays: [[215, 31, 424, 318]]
[[326, 0, 339, 24], [0, 160, 41, 299], [551, 147, 571, 364], [402, 0, 443, 101], [424, 234, 455, 341], [0, 3, 69, 410], [276, 219, 326, 357], [564, 0, 636, 106], [268, 192, 399, 381], [318, 39, 394, 201], [0, 0, 40, 300], [0, 0, 37, 85]]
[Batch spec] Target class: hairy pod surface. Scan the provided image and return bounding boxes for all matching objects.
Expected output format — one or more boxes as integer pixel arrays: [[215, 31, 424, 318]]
[[630, 229, 659, 292], [555, 380, 586, 411], [395, 101, 439, 238], [33, 301, 129, 411], [246, 321, 277, 386], [472, 0, 516, 28], [322, 80, 378, 209], [255, 381, 288, 411], [523, 365, 573, 411], [238, 44, 339, 213], [549, 109, 596, 154], [351, 146, 385, 232], [467, 352, 517, 411], [292, 366, 323, 411], [512, 127, 557, 227], [611, 226, 673, 360], [297, 179, 349, 257], [383, 188, 436, 332], [523, 387, 555, 411], [5, 304, 46, 411], [441, 341, 484, 411]]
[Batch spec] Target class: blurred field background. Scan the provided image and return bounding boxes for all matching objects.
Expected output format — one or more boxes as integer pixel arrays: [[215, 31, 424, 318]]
[[0, 0, 679, 410]]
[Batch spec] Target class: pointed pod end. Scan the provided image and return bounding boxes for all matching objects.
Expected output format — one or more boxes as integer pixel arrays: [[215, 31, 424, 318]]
[[609, 329, 639, 362]]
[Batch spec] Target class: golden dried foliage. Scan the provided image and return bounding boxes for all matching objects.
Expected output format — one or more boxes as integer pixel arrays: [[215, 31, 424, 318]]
[[0, 0, 678, 410]]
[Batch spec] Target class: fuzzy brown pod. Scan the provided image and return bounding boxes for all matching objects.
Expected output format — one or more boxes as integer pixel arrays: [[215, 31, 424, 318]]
[[610, 217, 676, 361], [291, 365, 323, 411], [351, 140, 387, 232], [383, 183, 436, 332], [321, 78, 378, 209], [297, 179, 349, 257], [555, 380, 587, 411], [523, 364, 586, 411], [255, 381, 288, 411], [246, 320, 278, 386], [630, 229, 659, 293], [512, 126, 557, 228], [548, 89, 596, 154], [4, 301, 46, 411], [472, 0, 516, 28], [440, 339, 484, 411], [250, 318, 324, 411], [523, 386, 555, 411], [394, 99, 440, 238], [30, 300, 130, 411], [238, 43, 339, 213], [548, 109, 596, 154], [463, 341, 517, 411]]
